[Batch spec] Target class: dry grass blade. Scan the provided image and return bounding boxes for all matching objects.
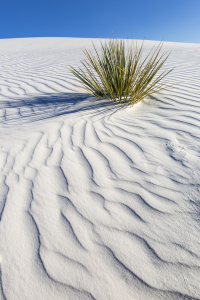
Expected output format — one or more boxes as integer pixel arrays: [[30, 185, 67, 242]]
[[68, 38, 174, 106]]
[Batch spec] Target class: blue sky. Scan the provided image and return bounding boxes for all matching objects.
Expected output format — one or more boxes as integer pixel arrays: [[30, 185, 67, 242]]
[[1, 0, 200, 43]]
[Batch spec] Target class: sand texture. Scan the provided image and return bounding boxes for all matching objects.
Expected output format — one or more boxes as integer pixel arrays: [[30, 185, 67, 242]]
[[0, 37, 200, 300]]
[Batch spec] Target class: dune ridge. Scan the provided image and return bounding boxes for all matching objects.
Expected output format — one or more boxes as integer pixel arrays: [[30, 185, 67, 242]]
[[0, 38, 200, 300]]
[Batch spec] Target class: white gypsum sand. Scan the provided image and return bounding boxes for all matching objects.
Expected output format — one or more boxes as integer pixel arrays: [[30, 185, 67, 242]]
[[0, 37, 200, 300]]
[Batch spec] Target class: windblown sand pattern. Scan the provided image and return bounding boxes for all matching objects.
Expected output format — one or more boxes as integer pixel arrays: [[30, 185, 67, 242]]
[[0, 38, 200, 300]]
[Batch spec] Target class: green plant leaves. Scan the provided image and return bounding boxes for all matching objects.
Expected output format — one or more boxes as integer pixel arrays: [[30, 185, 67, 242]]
[[68, 38, 174, 106]]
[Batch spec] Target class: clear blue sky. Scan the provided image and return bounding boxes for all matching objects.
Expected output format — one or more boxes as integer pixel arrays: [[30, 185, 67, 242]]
[[1, 0, 200, 43]]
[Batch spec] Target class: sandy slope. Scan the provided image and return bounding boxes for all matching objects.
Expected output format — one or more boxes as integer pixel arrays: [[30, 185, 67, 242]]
[[0, 37, 200, 300]]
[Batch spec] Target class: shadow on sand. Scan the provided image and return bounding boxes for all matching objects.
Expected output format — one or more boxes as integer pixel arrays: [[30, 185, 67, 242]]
[[0, 92, 122, 126]]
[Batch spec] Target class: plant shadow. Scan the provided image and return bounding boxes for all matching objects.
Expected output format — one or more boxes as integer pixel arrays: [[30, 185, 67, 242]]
[[0, 92, 121, 127]]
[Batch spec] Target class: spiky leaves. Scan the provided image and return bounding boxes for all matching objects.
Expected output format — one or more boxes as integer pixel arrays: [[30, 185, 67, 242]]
[[69, 39, 173, 106]]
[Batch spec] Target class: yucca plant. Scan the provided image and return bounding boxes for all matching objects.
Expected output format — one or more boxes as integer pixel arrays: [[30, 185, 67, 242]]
[[69, 38, 173, 106]]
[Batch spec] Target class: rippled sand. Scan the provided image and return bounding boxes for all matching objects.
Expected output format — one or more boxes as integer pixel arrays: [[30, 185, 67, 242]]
[[0, 37, 200, 300]]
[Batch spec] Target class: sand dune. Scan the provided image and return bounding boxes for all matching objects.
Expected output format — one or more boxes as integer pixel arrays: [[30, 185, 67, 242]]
[[0, 37, 200, 300]]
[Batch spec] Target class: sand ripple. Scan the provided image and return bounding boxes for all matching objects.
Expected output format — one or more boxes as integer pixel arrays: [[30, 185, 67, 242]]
[[0, 38, 200, 300]]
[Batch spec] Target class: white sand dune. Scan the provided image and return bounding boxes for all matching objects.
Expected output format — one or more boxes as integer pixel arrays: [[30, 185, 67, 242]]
[[0, 37, 200, 300]]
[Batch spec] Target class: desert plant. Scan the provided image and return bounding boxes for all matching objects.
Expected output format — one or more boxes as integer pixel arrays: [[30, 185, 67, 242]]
[[69, 38, 173, 106]]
